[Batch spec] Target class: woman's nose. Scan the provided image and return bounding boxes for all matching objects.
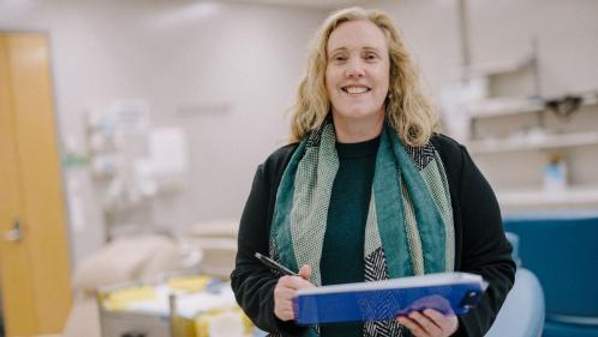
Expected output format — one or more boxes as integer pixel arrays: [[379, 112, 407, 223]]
[[344, 59, 365, 78]]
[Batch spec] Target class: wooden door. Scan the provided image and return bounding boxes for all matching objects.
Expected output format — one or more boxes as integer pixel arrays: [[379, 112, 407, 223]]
[[0, 32, 72, 337]]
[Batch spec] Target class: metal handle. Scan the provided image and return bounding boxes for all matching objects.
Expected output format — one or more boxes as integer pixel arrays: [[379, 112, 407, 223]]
[[4, 218, 23, 242]]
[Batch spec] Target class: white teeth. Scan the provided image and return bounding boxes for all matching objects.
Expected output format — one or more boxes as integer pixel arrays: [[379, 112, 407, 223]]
[[344, 86, 369, 94]]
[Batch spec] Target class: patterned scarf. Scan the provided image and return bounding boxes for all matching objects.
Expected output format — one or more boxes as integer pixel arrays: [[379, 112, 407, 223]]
[[270, 120, 454, 337]]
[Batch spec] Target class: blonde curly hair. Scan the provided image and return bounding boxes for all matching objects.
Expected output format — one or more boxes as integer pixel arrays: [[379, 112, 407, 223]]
[[289, 7, 438, 147]]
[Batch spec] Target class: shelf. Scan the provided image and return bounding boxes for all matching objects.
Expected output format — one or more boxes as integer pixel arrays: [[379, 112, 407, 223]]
[[579, 94, 598, 107], [497, 187, 598, 208], [466, 92, 598, 120], [468, 131, 598, 154], [463, 55, 535, 78], [466, 97, 544, 118]]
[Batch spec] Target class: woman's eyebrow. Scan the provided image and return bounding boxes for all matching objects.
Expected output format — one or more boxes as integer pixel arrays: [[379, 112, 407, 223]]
[[362, 46, 382, 53], [329, 46, 382, 54], [329, 46, 349, 54]]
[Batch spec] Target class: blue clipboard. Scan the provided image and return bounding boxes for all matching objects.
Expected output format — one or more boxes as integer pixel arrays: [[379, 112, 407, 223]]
[[293, 272, 488, 325]]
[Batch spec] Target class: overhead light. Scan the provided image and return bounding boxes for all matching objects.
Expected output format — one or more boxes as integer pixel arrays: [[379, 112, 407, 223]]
[[151, 2, 222, 28]]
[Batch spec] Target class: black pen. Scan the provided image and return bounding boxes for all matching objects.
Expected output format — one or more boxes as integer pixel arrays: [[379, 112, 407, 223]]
[[255, 252, 299, 276]]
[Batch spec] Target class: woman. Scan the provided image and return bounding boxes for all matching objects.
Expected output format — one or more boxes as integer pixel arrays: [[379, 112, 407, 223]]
[[231, 7, 515, 337]]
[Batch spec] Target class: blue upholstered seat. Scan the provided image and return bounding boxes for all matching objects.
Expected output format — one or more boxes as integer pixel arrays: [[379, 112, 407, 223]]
[[503, 213, 598, 337], [485, 268, 545, 337], [485, 232, 544, 337]]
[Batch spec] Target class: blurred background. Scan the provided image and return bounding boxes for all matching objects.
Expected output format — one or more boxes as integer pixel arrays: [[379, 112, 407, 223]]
[[0, 0, 597, 336]]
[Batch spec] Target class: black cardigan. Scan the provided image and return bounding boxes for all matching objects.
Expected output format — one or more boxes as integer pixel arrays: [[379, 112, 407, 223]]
[[231, 133, 516, 337]]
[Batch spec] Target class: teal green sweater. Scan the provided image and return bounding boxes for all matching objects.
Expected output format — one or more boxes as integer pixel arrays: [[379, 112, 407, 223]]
[[320, 136, 380, 337]]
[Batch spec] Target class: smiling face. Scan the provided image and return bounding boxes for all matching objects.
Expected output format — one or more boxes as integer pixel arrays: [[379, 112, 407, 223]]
[[325, 20, 390, 128]]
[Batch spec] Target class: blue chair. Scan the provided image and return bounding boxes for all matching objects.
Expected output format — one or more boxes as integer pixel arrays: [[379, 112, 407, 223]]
[[504, 213, 598, 337], [485, 233, 544, 337]]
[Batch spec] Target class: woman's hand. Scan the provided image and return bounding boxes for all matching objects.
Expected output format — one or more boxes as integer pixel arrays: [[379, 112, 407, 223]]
[[273, 265, 315, 321], [397, 309, 458, 337]]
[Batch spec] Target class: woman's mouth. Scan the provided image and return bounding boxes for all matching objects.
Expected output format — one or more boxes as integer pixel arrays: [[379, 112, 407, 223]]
[[341, 85, 371, 95]]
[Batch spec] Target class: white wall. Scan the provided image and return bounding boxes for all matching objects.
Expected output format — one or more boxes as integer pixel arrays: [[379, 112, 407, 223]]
[[0, 0, 326, 267], [371, 0, 598, 200], [370, 0, 598, 96], [467, 0, 598, 97], [2, 0, 598, 265], [370, 0, 462, 97]]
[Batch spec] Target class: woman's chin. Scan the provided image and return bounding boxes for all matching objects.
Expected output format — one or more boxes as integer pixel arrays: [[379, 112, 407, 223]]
[[332, 108, 384, 122]]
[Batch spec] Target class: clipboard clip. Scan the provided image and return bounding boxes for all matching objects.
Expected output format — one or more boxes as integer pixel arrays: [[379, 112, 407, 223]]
[[460, 290, 482, 310]]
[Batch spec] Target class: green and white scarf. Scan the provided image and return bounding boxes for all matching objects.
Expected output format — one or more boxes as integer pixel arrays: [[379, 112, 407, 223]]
[[270, 120, 454, 337]]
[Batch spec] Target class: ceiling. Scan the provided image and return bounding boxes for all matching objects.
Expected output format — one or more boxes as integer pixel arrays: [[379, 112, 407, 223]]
[[216, 0, 379, 10]]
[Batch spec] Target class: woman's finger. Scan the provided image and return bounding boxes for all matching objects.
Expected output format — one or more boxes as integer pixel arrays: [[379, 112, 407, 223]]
[[274, 284, 295, 299], [397, 316, 429, 337], [409, 311, 441, 336], [287, 275, 316, 289], [422, 309, 449, 330], [277, 275, 295, 287], [277, 310, 293, 321], [299, 264, 312, 280], [274, 297, 296, 320], [423, 309, 459, 334], [283, 308, 295, 319]]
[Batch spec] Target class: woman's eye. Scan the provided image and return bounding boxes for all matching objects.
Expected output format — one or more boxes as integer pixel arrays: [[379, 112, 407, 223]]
[[334, 55, 347, 62], [364, 53, 377, 60]]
